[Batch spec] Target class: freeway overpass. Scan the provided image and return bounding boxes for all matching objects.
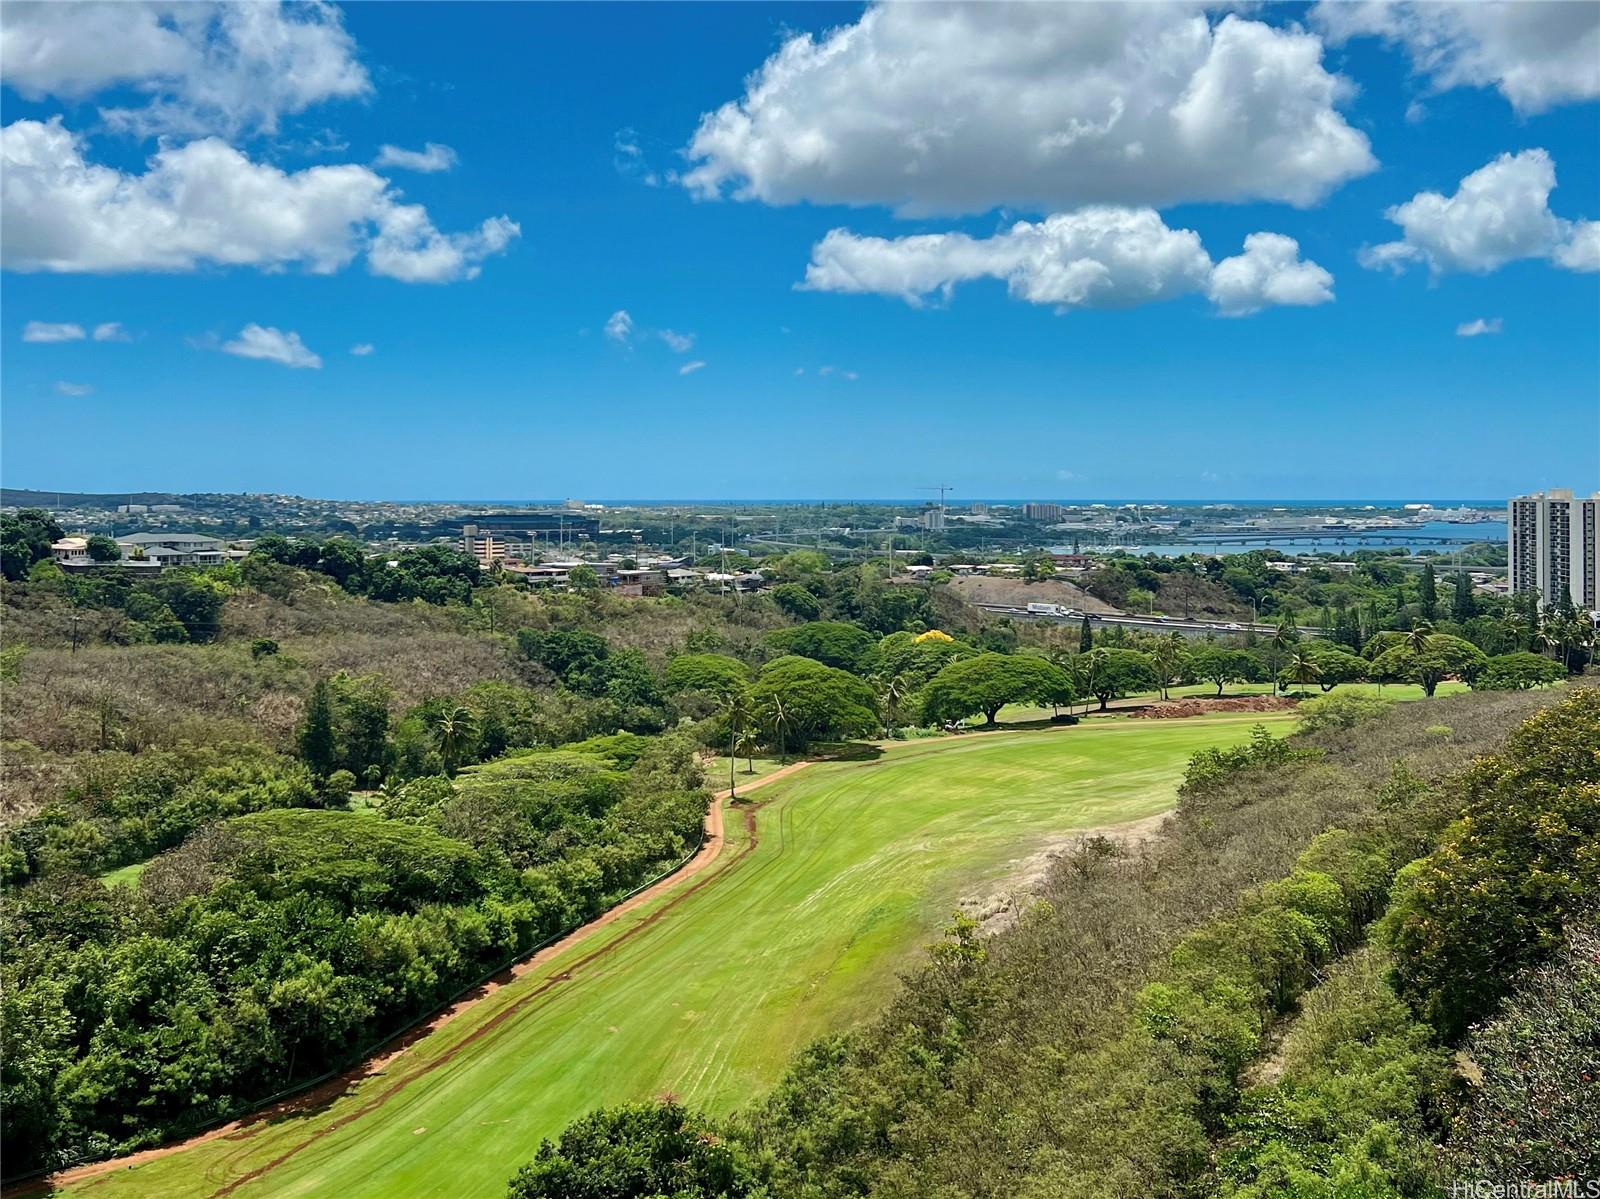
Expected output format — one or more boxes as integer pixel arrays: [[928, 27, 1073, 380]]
[[973, 604, 1328, 640]]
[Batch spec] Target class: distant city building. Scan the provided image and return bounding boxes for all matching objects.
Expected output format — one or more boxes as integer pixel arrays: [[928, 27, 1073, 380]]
[[442, 512, 599, 541], [1508, 489, 1600, 610], [1022, 502, 1064, 522], [969, 502, 989, 516], [920, 506, 946, 532], [460, 528, 507, 567]]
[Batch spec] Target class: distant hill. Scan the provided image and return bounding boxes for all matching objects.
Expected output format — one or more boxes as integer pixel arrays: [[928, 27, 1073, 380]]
[[2, 488, 188, 508]]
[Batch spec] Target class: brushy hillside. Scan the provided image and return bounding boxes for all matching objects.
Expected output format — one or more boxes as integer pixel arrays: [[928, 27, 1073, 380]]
[[503, 687, 1583, 1199]]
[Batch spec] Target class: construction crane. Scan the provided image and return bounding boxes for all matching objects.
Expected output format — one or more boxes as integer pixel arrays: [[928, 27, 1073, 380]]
[[916, 484, 953, 515]]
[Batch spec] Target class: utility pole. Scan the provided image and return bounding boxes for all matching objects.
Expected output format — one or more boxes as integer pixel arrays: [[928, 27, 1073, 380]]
[[70, 611, 80, 654]]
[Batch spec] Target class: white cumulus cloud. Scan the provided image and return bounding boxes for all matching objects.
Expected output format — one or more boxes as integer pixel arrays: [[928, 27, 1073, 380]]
[[0, 0, 371, 139], [0, 118, 519, 282], [222, 324, 322, 369], [350, 342, 375, 356], [374, 143, 458, 173], [55, 381, 95, 397], [22, 320, 86, 342], [1207, 233, 1335, 317], [92, 322, 131, 341], [1361, 149, 1598, 276], [1456, 317, 1503, 337], [684, 3, 1374, 215], [658, 329, 695, 353], [802, 208, 1333, 317], [1314, 1, 1600, 114]]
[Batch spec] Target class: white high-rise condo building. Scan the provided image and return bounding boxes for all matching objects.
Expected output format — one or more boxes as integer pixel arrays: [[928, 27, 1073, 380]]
[[1508, 489, 1600, 611]]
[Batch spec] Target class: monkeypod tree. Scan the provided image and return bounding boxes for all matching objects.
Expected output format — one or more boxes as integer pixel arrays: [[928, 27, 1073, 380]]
[[921, 653, 1074, 725]]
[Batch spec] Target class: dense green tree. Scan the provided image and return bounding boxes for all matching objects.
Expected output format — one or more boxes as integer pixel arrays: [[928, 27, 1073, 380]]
[[750, 656, 877, 753], [1187, 647, 1257, 696], [1451, 570, 1477, 622], [1371, 633, 1487, 696], [1381, 690, 1600, 1038], [920, 653, 1074, 725], [506, 1101, 762, 1199], [874, 630, 975, 689], [1078, 613, 1094, 653], [664, 654, 750, 697], [517, 629, 610, 685], [771, 582, 822, 622], [1082, 648, 1158, 710], [1477, 651, 1565, 690], [1298, 641, 1368, 691], [85, 534, 121, 562], [764, 621, 876, 673], [0, 508, 64, 581], [1418, 563, 1438, 622], [298, 679, 340, 778]]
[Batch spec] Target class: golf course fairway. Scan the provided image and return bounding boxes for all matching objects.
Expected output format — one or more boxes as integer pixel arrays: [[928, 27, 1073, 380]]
[[58, 713, 1290, 1199]]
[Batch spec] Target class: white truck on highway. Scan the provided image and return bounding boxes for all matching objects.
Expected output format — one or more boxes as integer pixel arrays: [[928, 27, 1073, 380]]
[[1025, 602, 1076, 618]]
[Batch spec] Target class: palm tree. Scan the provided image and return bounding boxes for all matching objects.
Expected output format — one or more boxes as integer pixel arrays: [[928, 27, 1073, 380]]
[[1558, 614, 1595, 673], [429, 705, 477, 776], [719, 687, 754, 797], [1284, 648, 1323, 694], [1499, 610, 1527, 653], [1269, 615, 1299, 693], [1150, 636, 1186, 701], [763, 693, 793, 762], [734, 727, 761, 776], [873, 672, 912, 735], [1403, 620, 1435, 655]]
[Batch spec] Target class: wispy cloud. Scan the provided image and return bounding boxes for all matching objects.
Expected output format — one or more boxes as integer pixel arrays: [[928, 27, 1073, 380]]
[[604, 309, 634, 344], [658, 329, 695, 353], [92, 321, 131, 342], [679, 359, 706, 376], [23, 320, 85, 343], [55, 381, 94, 396], [613, 127, 664, 186], [1456, 317, 1503, 337], [350, 342, 375, 356], [222, 324, 322, 369], [374, 142, 458, 173]]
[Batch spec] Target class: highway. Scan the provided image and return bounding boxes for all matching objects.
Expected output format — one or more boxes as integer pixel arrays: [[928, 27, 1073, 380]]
[[971, 603, 1327, 640]]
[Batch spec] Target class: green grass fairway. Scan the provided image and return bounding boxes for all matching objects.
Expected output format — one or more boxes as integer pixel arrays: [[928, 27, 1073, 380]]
[[63, 714, 1290, 1199]]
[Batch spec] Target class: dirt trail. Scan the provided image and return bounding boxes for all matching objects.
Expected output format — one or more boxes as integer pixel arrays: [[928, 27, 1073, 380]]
[[41, 763, 813, 1196]]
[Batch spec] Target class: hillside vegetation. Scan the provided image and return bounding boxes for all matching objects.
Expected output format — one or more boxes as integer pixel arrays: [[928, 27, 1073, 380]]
[[505, 688, 1598, 1198]]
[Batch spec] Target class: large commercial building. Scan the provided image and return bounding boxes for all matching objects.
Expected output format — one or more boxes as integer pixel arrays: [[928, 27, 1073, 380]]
[[1022, 502, 1065, 522], [1508, 489, 1600, 610], [442, 511, 600, 541]]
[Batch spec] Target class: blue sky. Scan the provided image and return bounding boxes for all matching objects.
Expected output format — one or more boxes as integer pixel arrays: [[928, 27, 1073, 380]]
[[2, 1, 1597, 501]]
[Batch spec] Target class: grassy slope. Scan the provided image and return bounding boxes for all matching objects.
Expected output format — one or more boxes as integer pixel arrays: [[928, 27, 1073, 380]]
[[67, 714, 1290, 1199]]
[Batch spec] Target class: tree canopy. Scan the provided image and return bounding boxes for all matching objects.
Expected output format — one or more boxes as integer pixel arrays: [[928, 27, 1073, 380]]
[[920, 653, 1074, 725]]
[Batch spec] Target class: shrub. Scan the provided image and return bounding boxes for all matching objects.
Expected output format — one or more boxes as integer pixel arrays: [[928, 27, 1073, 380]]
[[1296, 692, 1394, 734]]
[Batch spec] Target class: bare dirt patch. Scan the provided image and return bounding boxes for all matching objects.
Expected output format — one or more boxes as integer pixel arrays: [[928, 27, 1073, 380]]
[[961, 810, 1174, 936], [1129, 695, 1300, 719], [943, 575, 1119, 614]]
